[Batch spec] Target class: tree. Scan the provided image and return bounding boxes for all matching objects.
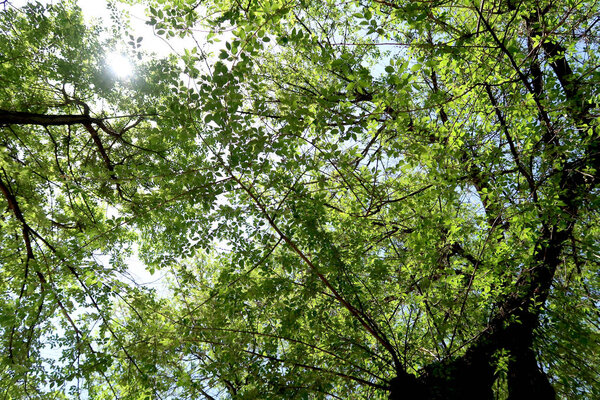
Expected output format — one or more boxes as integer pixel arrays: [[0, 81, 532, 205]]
[[0, 1, 189, 396], [1, 0, 599, 399]]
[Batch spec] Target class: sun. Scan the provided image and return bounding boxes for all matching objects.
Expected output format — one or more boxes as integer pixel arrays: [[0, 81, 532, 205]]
[[107, 52, 133, 79]]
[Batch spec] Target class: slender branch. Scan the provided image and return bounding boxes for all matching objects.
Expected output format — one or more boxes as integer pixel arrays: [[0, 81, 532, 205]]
[[483, 84, 537, 200]]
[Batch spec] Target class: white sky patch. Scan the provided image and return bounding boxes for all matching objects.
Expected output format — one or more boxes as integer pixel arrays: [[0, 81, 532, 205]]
[[123, 244, 169, 292]]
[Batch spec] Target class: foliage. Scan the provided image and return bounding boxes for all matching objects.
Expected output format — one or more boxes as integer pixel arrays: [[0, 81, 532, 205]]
[[1, 0, 599, 399]]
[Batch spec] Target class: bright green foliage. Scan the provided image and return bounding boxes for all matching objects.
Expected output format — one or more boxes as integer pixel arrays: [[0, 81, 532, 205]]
[[1, 0, 599, 399]]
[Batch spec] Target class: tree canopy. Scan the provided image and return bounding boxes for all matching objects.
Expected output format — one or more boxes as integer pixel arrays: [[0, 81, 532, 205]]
[[0, 0, 599, 398]]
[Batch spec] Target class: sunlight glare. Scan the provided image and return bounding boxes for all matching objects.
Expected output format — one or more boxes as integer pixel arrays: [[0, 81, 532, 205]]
[[107, 52, 133, 79]]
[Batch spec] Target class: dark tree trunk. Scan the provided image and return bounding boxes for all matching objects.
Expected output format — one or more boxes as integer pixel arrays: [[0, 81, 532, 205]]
[[388, 333, 554, 400], [389, 344, 496, 400], [388, 226, 567, 400], [507, 346, 555, 400]]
